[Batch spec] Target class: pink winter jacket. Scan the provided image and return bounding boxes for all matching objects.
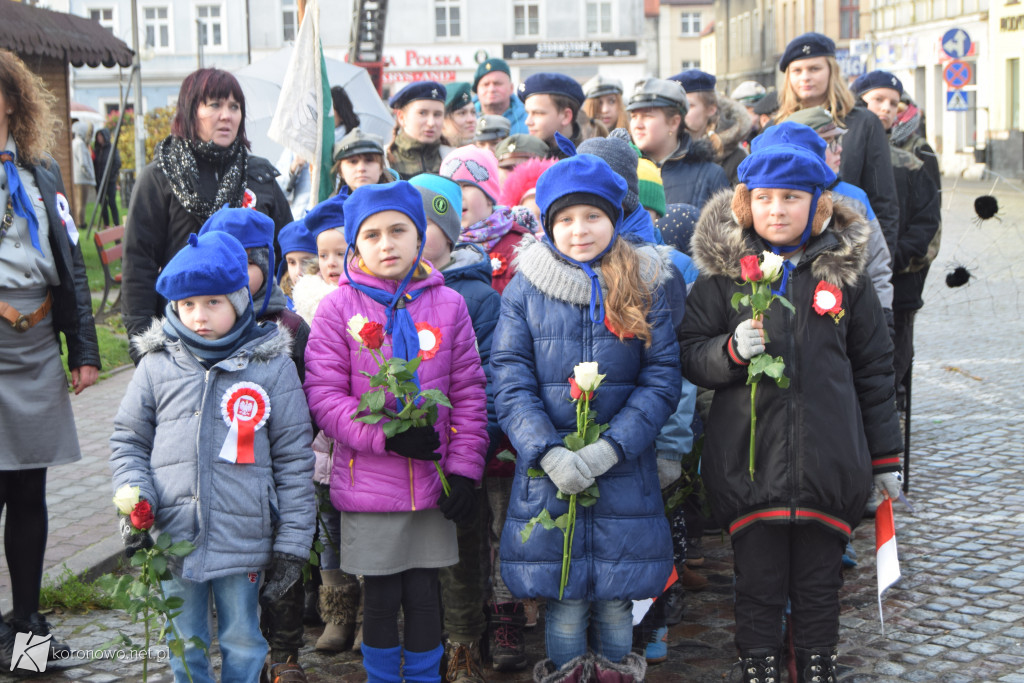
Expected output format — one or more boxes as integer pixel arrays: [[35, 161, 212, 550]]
[[303, 261, 488, 513]]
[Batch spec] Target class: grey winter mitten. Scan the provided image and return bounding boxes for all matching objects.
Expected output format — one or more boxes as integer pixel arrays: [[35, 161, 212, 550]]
[[656, 458, 682, 489], [576, 439, 618, 479], [540, 446, 594, 495], [873, 471, 903, 501], [260, 552, 305, 605], [119, 516, 154, 559], [733, 319, 765, 360]]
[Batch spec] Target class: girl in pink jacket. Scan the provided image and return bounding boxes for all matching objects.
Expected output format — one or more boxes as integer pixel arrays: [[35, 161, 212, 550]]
[[303, 180, 488, 682]]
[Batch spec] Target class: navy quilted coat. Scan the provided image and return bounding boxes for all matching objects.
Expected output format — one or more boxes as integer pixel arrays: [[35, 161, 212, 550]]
[[492, 238, 681, 601]]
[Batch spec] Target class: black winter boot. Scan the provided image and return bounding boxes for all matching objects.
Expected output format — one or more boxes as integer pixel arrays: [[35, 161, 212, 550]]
[[739, 648, 781, 683], [795, 646, 838, 683], [488, 602, 527, 671]]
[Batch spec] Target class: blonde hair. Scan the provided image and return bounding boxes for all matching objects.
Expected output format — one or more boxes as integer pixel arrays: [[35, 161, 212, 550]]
[[0, 49, 59, 163], [280, 255, 319, 297], [582, 94, 629, 131], [775, 56, 856, 125], [602, 239, 655, 346]]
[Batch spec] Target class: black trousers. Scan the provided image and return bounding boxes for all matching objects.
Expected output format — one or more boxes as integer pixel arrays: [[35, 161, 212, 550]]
[[731, 523, 845, 652], [363, 568, 441, 652]]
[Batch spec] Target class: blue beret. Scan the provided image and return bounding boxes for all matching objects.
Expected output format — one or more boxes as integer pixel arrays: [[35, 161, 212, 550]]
[[518, 73, 585, 107], [197, 207, 276, 314], [738, 141, 836, 193], [304, 192, 349, 242], [157, 232, 249, 302], [779, 32, 836, 73], [851, 70, 904, 97], [536, 154, 627, 233], [752, 121, 828, 161], [277, 219, 317, 257], [388, 81, 447, 110], [343, 180, 427, 248], [669, 69, 717, 94], [473, 58, 511, 91]]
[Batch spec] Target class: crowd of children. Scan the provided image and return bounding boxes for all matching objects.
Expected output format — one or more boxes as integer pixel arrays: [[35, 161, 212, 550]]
[[108, 29, 935, 683]]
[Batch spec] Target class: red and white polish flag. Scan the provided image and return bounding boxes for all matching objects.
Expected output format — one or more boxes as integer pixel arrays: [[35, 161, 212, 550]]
[[876, 498, 901, 633]]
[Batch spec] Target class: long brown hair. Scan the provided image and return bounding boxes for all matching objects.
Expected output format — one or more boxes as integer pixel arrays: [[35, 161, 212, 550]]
[[602, 239, 656, 346], [0, 50, 58, 163], [775, 56, 856, 125], [582, 94, 628, 131]]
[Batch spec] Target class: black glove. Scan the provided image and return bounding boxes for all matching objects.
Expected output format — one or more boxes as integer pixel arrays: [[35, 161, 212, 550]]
[[259, 552, 305, 605], [119, 516, 154, 559], [385, 425, 441, 461], [438, 475, 477, 525]]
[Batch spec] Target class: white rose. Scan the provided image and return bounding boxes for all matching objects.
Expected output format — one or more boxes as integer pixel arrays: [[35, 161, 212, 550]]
[[113, 484, 140, 515], [346, 314, 370, 344], [760, 251, 785, 283], [573, 362, 606, 392]]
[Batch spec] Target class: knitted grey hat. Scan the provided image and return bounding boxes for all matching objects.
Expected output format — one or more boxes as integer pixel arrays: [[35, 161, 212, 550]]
[[577, 137, 641, 214]]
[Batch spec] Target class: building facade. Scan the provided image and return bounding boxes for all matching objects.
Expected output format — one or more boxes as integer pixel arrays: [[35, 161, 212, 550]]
[[656, 0, 715, 77]]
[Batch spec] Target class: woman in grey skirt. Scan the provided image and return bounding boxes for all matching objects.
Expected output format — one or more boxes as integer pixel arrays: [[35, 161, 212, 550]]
[[0, 49, 100, 667]]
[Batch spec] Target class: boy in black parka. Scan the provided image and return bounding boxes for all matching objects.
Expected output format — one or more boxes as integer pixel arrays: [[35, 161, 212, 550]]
[[679, 123, 903, 682]]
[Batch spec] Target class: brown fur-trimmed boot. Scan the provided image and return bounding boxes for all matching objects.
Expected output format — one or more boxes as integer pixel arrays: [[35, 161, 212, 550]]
[[315, 570, 360, 651]]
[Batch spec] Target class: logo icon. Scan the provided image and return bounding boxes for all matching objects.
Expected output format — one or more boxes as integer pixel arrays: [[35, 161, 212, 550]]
[[432, 196, 449, 215], [11, 632, 50, 672]]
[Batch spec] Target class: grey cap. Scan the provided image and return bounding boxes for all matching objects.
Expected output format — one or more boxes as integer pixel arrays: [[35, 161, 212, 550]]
[[473, 115, 511, 143], [626, 78, 688, 113], [495, 134, 550, 167], [752, 90, 779, 116], [332, 127, 385, 162], [583, 74, 624, 100], [577, 137, 641, 214], [730, 80, 767, 104]]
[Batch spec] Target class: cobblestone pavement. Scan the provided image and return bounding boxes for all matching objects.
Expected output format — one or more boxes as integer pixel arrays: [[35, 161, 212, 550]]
[[4, 179, 1023, 681]]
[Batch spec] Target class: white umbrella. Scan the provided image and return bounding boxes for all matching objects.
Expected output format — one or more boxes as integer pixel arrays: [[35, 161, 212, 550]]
[[234, 46, 393, 165]]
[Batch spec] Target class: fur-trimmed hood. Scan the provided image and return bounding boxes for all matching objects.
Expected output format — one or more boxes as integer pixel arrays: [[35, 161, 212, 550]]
[[513, 233, 674, 305], [715, 95, 752, 158], [666, 132, 717, 164], [290, 274, 338, 326], [691, 188, 871, 288], [132, 317, 294, 362]]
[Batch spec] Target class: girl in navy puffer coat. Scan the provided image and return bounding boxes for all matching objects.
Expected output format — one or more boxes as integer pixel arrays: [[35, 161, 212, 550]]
[[491, 155, 681, 670]]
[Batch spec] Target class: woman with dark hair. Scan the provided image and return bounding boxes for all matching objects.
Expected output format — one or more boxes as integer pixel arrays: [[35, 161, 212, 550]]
[[93, 128, 121, 227], [331, 85, 361, 141], [121, 68, 292, 350], [0, 49, 100, 669]]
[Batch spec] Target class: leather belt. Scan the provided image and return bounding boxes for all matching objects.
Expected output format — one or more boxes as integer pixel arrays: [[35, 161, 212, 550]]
[[0, 292, 53, 332]]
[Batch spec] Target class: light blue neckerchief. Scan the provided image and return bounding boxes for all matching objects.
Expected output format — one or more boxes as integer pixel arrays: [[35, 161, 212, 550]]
[[0, 149, 42, 252]]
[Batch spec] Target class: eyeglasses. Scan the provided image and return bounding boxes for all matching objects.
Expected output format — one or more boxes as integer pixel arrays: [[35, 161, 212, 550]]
[[826, 136, 844, 153]]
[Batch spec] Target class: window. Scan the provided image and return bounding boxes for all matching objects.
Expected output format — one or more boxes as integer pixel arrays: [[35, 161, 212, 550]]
[[282, 0, 297, 41], [840, 0, 860, 38], [514, 1, 539, 36], [89, 7, 115, 32], [1010, 59, 1021, 130], [143, 7, 170, 50], [435, 0, 461, 39], [680, 60, 700, 70], [196, 5, 223, 48], [587, 1, 612, 34], [679, 11, 702, 36]]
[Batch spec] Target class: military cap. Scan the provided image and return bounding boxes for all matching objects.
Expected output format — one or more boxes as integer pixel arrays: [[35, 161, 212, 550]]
[[625, 78, 688, 113]]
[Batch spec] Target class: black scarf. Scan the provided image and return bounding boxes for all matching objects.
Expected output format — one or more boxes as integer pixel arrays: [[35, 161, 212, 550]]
[[156, 135, 248, 222]]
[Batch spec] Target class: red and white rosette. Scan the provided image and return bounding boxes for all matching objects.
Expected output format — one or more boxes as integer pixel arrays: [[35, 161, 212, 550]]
[[812, 280, 843, 317], [416, 322, 443, 360], [242, 188, 257, 209], [218, 382, 270, 464]]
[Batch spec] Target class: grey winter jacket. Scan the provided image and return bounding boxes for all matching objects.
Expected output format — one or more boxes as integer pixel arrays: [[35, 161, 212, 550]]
[[110, 320, 315, 582]]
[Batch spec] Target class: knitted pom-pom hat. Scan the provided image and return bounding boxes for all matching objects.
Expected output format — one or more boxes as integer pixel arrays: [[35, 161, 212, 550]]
[[440, 145, 501, 205]]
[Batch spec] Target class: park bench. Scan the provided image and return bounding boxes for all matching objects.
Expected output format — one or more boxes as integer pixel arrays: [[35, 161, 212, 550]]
[[93, 225, 124, 315]]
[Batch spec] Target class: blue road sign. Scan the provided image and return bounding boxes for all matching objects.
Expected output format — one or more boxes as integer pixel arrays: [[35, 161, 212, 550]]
[[946, 89, 971, 112], [944, 61, 972, 89], [941, 29, 972, 59]]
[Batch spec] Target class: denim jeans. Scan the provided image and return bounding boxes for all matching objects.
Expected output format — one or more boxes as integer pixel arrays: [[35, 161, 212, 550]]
[[544, 598, 633, 667], [162, 572, 267, 683]]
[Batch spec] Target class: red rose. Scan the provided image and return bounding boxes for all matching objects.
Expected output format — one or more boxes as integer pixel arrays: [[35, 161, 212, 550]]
[[568, 377, 594, 401], [130, 500, 155, 531], [740, 255, 763, 282], [359, 321, 386, 350]]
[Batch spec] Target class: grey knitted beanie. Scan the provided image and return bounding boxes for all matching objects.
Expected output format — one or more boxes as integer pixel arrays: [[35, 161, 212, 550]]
[[577, 137, 640, 214]]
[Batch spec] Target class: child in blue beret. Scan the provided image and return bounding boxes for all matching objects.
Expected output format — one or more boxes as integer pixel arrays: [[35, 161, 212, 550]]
[[275, 218, 317, 308], [302, 180, 488, 682], [491, 154, 680, 675], [110, 231, 315, 683], [679, 135, 903, 682]]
